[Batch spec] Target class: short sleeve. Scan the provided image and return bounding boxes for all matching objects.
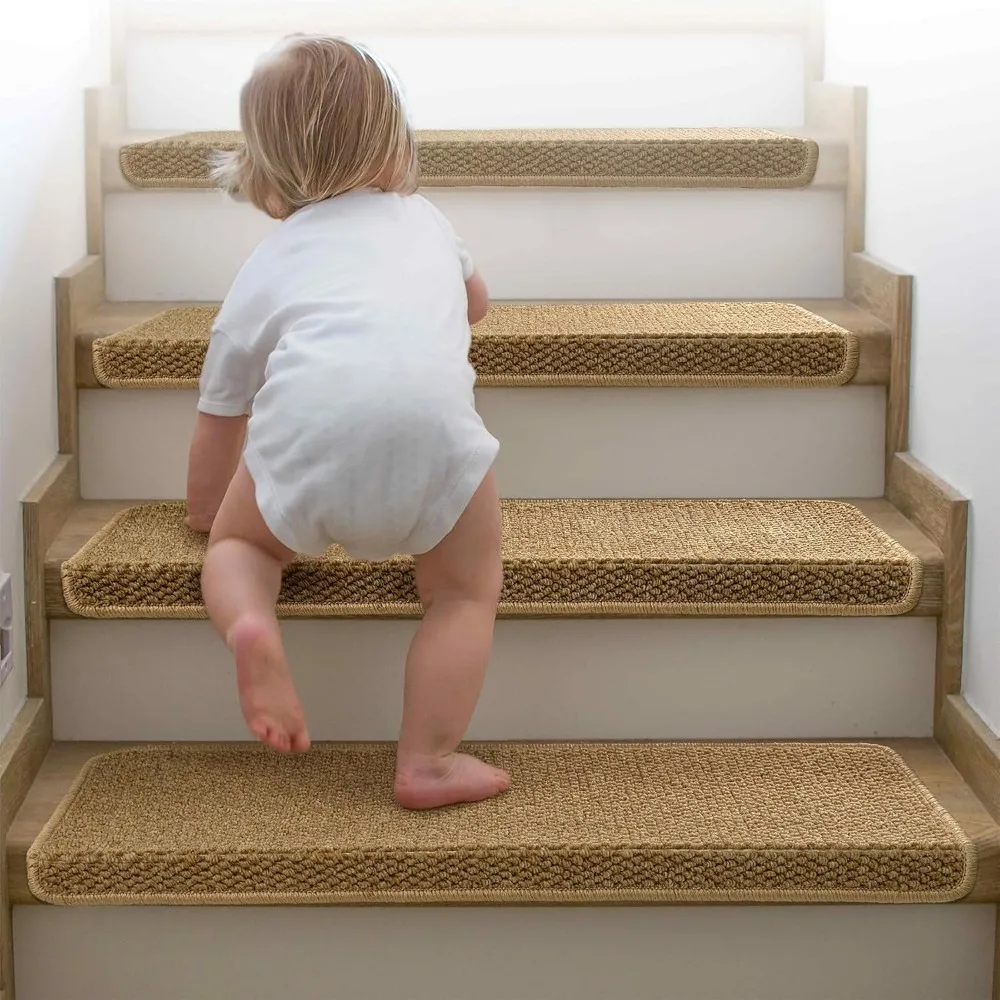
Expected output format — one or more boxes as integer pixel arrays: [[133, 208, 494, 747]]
[[424, 198, 475, 279], [455, 232, 475, 281], [198, 329, 264, 417]]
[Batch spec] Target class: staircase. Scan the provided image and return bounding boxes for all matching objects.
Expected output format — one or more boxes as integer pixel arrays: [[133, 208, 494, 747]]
[[5, 4, 999, 998]]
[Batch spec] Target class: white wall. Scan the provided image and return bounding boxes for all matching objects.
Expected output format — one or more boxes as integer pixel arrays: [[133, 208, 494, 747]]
[[826, 0, 1000, 732], [0, 1, 110, 738], [125, 33, 805, 130]]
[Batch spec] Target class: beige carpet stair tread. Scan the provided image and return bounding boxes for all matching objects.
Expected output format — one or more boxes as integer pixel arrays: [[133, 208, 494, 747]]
[[15, 740, 997, 907], [118, 129, 819, 189], [84, 301, 883, 390], [47, 499, 940, 620], [18, 741, 986, 905], [77, 298, 890, 389]]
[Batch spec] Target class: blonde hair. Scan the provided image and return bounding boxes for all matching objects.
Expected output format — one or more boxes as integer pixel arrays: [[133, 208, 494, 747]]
[[214, 35, 417, 218]]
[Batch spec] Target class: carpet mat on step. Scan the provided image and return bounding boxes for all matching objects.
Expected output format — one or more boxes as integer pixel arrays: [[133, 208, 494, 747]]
[[91, 302, 858, 389], [119, 129, 819, 189], [27, 743, 976, 905], [60, 500, 922, 619]]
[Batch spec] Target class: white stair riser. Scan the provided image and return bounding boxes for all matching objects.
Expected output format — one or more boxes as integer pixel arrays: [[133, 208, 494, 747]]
[[79, 387, 886, 500], [126, 32, 806, 131], [15, 904, 994, 1000], [104, 189, 846, 301], [51, 618, 936, 742]]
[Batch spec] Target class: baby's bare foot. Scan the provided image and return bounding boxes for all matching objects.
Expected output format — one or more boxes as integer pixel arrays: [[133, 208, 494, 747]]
[[394, 752, 510, 810], [231, 616, 311, 754]]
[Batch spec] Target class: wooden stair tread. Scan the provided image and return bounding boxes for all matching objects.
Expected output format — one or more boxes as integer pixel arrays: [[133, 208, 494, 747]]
[[76, 299, 890, 389], [116, 128, 821, 190], [9, 739, 998, 905], [46, 500, 943, 618]]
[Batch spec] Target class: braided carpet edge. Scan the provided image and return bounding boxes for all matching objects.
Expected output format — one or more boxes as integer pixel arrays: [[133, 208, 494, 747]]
[[118, 133, 820, 190], [59, 502, 924, 620], [117, 171, 820, 192], [91, 333, 862, 390], [26, 742, 977, 906]]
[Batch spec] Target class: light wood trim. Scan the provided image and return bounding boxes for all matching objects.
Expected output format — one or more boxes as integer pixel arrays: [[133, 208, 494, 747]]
[[55, 256, 104, 456], [84, 90, 103, 256], [887, 452, 967, 545], [846, 89, 868, 257], [846, 253, 913, 461], [939, 695, 1000, 825], [0, 699, 53, 1000], [55, 256, 104, 457], [805, 83, 866, 257], [125, 0, 817, 34], [0, 702, 52, 849], [22, 456, 79, 703], [84, 87, 125, 257], [887, 453, 968, 719], [845, 254, 907, 331]]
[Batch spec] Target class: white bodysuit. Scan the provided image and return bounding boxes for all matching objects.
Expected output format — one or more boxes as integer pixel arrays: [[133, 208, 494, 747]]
[[198, 189, 499, 560]]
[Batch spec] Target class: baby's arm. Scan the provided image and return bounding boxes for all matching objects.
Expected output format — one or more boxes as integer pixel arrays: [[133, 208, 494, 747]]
[[466, 270, 489, 326], [186, 327, 263, 533], [185, 413, 247, 532], [422, 198, 487, 326]]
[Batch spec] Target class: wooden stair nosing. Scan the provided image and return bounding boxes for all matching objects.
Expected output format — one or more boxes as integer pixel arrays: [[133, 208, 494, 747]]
[[75, 298, 891, 389], [8, 738, 998, 906], [43, 498, 943, 620]]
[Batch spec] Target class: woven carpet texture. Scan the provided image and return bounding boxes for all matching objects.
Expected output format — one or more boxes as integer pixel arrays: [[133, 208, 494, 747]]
[[91, 302, 858, 389], [27, 743, 976, 905], [60, 500, 922, 619], [119, 129, 819, 189]]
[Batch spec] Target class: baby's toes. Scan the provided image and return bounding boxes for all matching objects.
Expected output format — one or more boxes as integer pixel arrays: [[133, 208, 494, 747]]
[[290, 727, 312, 753]]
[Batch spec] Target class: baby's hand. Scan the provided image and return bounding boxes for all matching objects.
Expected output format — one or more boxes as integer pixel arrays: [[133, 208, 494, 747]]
[[185, 514, 215, 534]]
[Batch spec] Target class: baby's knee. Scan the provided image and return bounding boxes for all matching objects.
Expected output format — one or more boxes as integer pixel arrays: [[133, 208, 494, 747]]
[[458, 544, 504, 606], [417, 551, 502, 609]]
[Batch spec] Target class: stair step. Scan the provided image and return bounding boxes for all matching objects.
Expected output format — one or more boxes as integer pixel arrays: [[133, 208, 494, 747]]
[[49, 618, 938, 741], [81, 299, 889, 390], [78, 300, 889, 502], [79, 386, 888, 501], [105, 187, 845, 301], [13, 904, 997, 1000], [47, 499, 940, 620], [14, 740, 998, 906], [117, 129, 819, 190]]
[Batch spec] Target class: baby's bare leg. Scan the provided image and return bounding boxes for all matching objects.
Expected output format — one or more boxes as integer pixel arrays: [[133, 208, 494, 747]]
[[202, 461, 310, 754], [394, 470, 508, 809]]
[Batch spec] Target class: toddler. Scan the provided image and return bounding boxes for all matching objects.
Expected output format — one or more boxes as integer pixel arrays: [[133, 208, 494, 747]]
[[185, 35, 508, 810]]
